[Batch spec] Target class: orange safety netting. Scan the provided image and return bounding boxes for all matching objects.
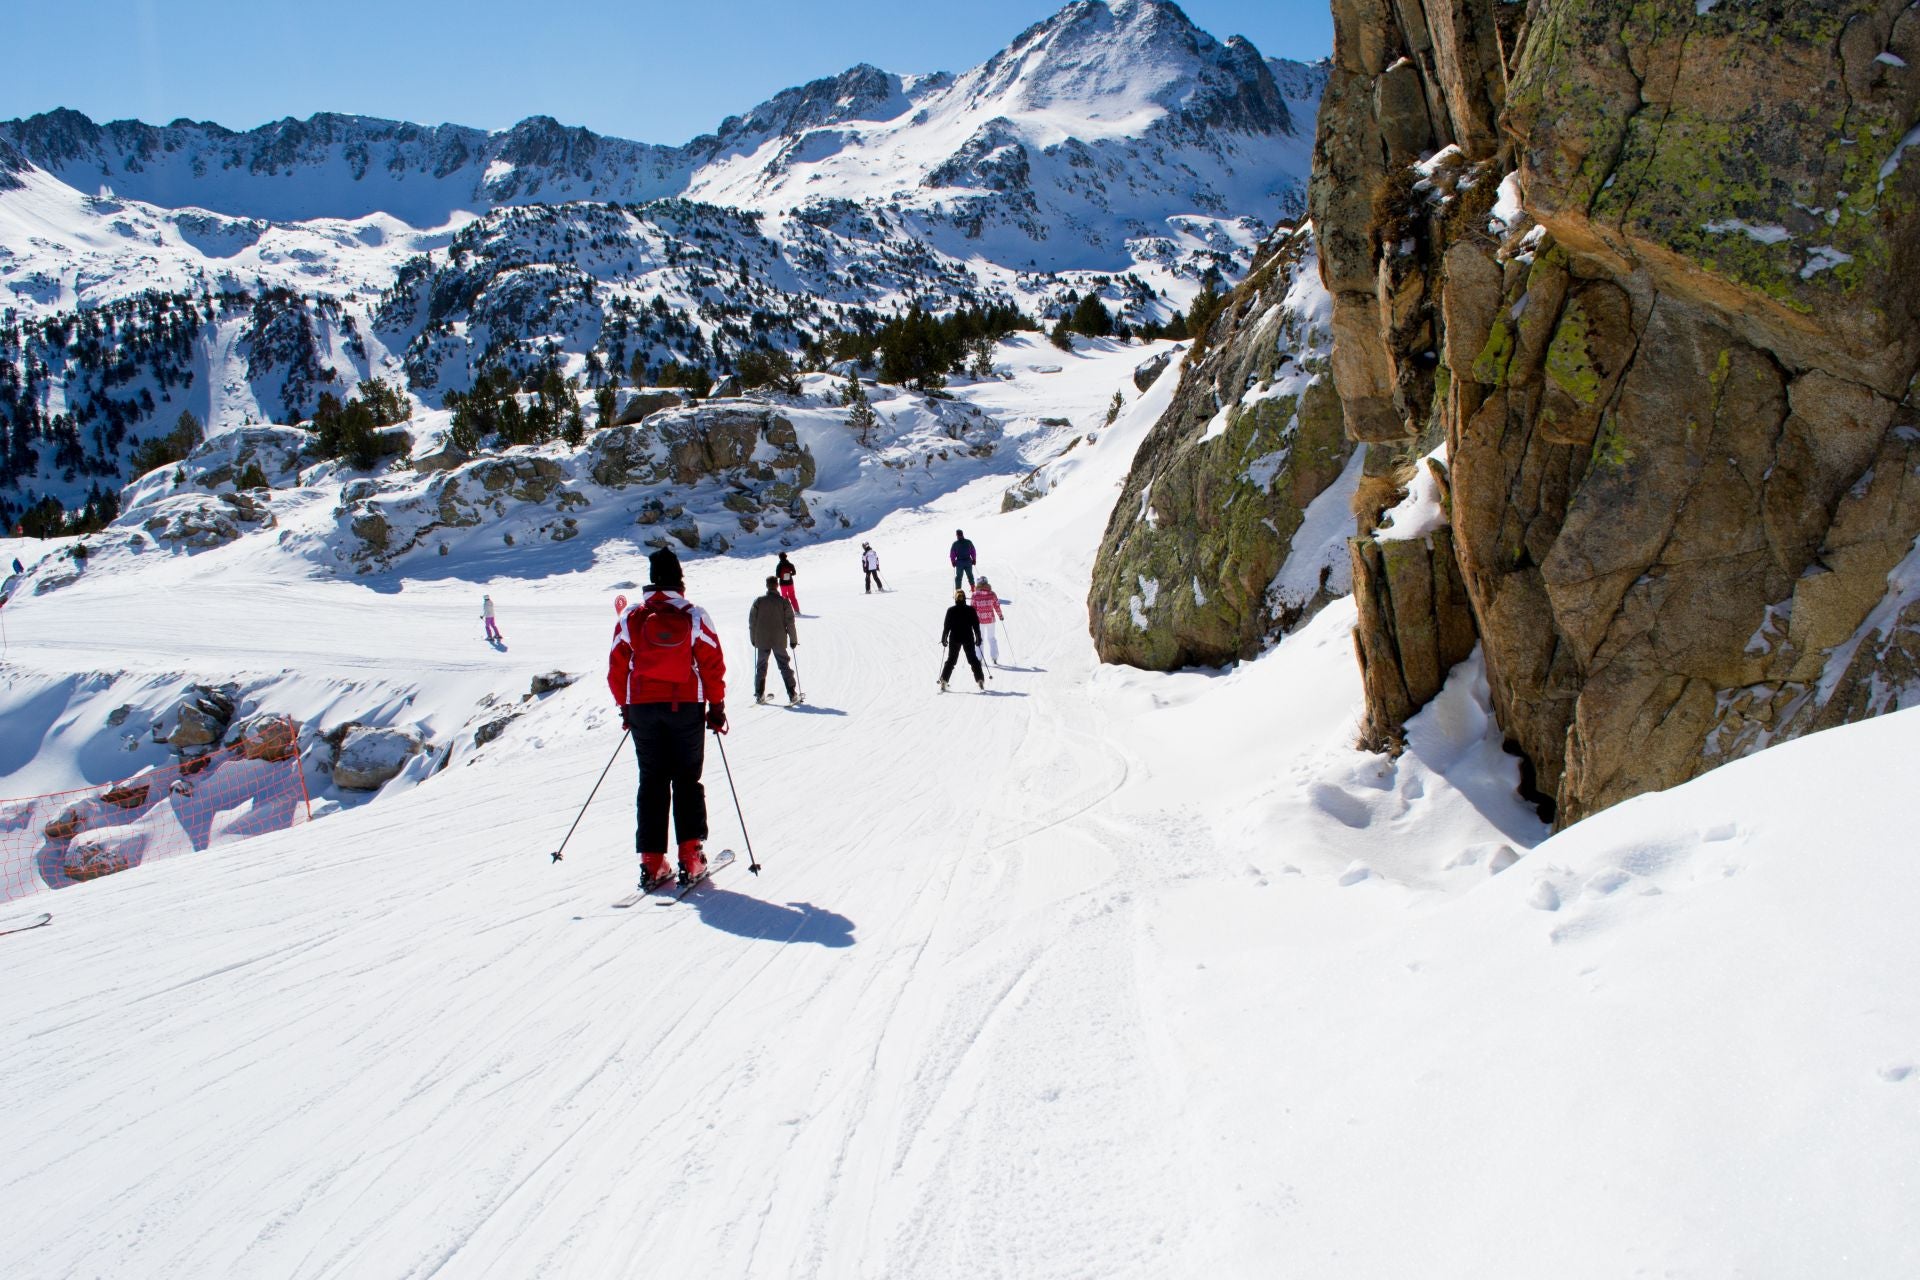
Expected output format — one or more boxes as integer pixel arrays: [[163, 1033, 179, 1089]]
[[0, 717, 312, 903]]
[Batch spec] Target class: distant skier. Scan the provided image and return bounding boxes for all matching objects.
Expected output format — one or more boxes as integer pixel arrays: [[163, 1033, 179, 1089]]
[[748, 575, 801, 706], [775, 552, 800, 614], [608, 547, 728, 889], [482, 594, 502, 642], [950, 529, 977, 590], [861, 542, 884, 593], [939, 588, 985, 692], [971, 577, 1006, 665]]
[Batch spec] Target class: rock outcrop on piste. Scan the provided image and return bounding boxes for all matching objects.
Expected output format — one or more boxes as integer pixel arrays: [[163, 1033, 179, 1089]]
[[1088, 225, 1356, 668], [1309, 0, 1920, 825]]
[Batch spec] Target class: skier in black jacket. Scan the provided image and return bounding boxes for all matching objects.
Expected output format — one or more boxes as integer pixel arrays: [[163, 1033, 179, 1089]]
[[939, 589, 985, 692]]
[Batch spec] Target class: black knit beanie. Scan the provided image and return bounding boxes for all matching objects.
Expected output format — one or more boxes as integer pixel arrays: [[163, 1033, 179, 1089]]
[[648, 547, 685, 590]]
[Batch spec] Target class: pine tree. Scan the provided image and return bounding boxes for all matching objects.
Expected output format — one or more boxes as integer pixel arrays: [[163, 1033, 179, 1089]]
[[844, 374, 877, 445], [968, 336, 994, 379], [1105, 389, 1125, 427], [129, 408, 203, 475], [1069, 292, 1114, 338]]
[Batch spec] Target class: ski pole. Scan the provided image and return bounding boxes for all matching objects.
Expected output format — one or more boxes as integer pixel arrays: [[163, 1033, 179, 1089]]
[[550, 728, 629, 862], [792, 648, 804, 700], [712, 730, 762, 874]]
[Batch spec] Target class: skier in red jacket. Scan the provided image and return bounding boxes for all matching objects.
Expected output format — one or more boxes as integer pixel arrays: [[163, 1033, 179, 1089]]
[[608, 547, 728, 888]]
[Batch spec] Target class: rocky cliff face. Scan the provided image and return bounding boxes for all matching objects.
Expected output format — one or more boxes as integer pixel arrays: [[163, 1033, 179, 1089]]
[[1311, 0, 1920, 824], [1089, 225, 1355, 668]]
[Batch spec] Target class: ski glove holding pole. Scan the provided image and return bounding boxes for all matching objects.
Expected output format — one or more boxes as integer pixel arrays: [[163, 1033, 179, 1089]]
[[705, 701, 729, 734]]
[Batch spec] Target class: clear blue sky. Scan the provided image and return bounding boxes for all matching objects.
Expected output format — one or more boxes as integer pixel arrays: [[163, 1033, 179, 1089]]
[[0, 0, 1332, 145]]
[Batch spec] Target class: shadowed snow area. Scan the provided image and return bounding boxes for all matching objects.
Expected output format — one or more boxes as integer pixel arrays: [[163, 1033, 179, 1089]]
[[0, 339, 1916, 1277]]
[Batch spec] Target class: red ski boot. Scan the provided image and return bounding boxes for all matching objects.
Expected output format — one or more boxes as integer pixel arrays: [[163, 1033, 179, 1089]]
[[677, 839, 708, 885], [639, 852, 673, 891]]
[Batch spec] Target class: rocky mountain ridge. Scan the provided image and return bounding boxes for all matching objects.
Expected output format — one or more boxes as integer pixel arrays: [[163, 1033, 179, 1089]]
[[0, 0, 1324, 527], [0, 1, 1322, 250]]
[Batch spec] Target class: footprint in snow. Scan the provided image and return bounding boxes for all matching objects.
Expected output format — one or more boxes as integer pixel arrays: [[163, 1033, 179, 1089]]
[[1526, 879, 1561, 911], [1337, 861, 1375, 887], [1310, 783, 1372, 830], [1877, 1064, 1914, 1083], [1583, 868, 1631, 897]]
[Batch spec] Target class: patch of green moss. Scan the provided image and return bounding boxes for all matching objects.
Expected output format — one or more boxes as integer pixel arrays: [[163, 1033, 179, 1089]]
[[1590, 413, 1635, 471], [1472, 317, 1514, 386], [1432, 362, 1453, 421], [1526, 242, 1569, 293], [1544, 302, 1603, 405]]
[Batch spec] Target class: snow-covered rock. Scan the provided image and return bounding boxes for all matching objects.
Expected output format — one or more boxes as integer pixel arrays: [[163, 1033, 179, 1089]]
[[331, 726, 426, 791]]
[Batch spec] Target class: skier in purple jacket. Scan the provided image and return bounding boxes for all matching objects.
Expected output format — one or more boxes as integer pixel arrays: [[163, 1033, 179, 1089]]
[[950, 529, 977, 590]]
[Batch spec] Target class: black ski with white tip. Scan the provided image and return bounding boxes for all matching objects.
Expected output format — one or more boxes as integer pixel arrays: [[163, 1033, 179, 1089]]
[[0, 911, 52, 938]]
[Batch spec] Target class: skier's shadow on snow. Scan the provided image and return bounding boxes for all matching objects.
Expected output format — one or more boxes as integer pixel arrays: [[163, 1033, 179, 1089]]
[[784, 703, 847, 717], [690, 890, 855, 947], [487, 637, 509, 652], [991, 664, 1046, 674]]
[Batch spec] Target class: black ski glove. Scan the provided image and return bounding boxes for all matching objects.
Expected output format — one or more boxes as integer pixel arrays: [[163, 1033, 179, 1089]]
[[705, 702, 728, 734]]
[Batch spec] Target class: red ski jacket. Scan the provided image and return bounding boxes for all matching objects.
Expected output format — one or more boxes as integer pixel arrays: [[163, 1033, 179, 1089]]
[[608, 589, 727, 706]]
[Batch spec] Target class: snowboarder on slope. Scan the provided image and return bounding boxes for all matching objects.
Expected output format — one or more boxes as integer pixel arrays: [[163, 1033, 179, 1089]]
[[482, 594, 502, 642], [775, 552, 801, 614], [608, 547, 728, 888], [748, 575, 801, 705], [861, 542, 884, 593], [939, 588, 985, 692], [950, 529, 977, 590], [971, 577, 1006, 665]]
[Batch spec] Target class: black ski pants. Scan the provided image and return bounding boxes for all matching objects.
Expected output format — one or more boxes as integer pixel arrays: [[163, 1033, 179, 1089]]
[[864, 568, 884, 592], [754, 647, 796, 698], [622, 702, 707, 853], [942, 637, 984, 683]]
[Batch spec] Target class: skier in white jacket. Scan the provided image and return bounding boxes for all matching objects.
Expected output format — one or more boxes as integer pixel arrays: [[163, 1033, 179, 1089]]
[[860, 542, 885, 593]]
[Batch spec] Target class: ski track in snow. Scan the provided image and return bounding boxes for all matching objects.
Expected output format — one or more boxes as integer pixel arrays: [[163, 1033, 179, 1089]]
[[2, 339, 1917, 1278]]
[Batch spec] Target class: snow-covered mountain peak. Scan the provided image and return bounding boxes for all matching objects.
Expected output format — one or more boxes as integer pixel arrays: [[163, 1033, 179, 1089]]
[[970, 0, 1291, 140], [695, 63, 921, 157]]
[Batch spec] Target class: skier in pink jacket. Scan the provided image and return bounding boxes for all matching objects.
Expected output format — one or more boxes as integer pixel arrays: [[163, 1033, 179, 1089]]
[[970, 578, 1005, 665]]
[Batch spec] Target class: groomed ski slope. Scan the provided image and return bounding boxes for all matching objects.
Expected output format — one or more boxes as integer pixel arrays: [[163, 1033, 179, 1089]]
[[1, 341, 1917, 1278]]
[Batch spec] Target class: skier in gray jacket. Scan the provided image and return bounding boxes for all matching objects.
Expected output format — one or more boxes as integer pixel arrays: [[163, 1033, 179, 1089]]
[[747, 576, 802, 705]]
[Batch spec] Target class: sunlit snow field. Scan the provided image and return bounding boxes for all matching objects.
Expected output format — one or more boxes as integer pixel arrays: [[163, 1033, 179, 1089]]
[[1, 338, 1915, 1279]]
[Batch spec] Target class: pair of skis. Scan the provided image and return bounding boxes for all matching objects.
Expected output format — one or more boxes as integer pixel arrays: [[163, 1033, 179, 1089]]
[[611, 848, 737, 908]]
